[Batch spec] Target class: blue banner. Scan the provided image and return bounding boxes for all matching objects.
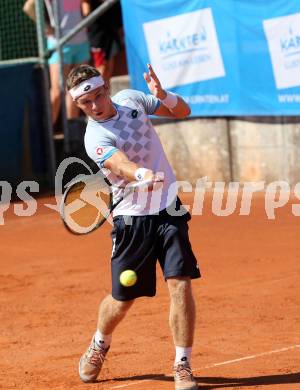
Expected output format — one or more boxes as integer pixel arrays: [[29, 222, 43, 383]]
[[120, 0, 300, 116]]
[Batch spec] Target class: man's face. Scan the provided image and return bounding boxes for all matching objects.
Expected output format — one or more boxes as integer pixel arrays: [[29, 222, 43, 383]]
[[75, 85, 115, 121]]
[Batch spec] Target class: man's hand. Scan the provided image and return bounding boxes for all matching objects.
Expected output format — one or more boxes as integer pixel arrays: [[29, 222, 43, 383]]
[[141, 170, 164, 192], [143, 64, 167, 100], [143, 63, 191, 119]]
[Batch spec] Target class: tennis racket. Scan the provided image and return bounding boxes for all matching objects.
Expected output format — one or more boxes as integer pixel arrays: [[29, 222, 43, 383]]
[[60, 173, 154, 235]]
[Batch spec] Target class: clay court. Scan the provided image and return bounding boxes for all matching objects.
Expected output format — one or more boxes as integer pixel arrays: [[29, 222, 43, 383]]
[[1, 192, 299, 389]]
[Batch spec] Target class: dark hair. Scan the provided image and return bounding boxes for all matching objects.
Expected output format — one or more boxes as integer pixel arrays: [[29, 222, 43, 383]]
[[66, 64, 101, 90]]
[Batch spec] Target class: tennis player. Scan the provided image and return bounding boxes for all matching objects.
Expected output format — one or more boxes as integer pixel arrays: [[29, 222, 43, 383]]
[[66, 64, 200, 390]]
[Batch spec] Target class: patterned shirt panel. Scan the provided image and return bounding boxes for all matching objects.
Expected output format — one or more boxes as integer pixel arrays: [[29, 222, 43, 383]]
[[85, 89, 177, 216]]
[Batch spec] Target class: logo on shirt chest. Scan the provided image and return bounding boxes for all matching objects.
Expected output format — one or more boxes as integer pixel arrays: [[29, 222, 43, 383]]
[[131, 110, 138, 118], [96, 147, 104, 156]]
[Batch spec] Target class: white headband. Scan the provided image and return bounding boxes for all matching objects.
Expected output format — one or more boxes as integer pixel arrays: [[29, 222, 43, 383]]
[[69, 75, 105, 100]]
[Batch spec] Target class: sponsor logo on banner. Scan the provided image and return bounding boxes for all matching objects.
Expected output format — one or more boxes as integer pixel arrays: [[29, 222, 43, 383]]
[[143, 8, 225, 89], [263, 13, 300, 90]]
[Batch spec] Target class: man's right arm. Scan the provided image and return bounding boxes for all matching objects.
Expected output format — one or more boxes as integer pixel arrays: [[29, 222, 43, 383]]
[[103, 150, 155, 182], [85, 126, 163, 183]]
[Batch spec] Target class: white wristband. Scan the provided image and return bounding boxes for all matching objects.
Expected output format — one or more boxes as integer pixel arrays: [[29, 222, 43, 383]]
[[134, 168, 151, 181], [160, 91, 178, 109]]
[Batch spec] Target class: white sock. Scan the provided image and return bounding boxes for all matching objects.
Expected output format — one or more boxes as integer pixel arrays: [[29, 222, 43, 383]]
[[175, 346, 192, 365], [94, 329, 112, 349]]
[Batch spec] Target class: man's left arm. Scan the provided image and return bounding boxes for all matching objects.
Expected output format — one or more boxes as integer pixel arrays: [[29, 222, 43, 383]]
[[143, 63, 191, 119]]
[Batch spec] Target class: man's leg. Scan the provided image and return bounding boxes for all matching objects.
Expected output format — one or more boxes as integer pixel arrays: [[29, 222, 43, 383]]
[[64, 64, 80, 120], [167, 277, 195, 347], [167, 277, 198, 390], [97, 294, 134, 335], [79, 295, 134, 383], [49, 63, 78, 123], [48, 62, 61, 124]]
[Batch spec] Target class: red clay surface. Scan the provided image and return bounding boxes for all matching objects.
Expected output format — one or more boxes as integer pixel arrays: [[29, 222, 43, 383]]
[[1, 192, 299, 389]]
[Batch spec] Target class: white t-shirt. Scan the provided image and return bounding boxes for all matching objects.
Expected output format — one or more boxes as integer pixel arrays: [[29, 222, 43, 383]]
[[84, 89, 178, 216]]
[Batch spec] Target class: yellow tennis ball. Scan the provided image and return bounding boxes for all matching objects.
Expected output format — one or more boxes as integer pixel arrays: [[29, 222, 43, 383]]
[[119, 270, 137, 287]]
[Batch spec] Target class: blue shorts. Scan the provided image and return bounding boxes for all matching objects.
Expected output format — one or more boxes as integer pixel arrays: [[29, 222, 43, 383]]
[[110, 198, 201, 301], [47, 38, 90, 65]]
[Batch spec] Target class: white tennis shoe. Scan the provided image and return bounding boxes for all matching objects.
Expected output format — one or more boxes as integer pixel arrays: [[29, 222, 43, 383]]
[[79, 336, 109, 383], [173, 361, 198, 389]]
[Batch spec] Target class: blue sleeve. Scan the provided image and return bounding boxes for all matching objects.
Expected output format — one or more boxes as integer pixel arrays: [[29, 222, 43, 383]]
[[85, 125, 119, 168], [98, 147, 119, 168]]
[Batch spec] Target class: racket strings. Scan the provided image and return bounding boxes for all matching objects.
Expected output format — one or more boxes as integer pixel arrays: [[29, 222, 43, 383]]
[[61, 176, 155, 234], [62, 178, 112, 233]]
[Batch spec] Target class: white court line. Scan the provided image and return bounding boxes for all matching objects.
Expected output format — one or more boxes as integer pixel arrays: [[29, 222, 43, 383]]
[[112, 380, 153, 389], [111, 344, 300, 389], [196, 344, 300, 370]]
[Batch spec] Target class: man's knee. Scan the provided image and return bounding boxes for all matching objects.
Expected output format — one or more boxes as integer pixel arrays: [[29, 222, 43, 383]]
[[167, 277, 192, 302], [112, 296, 134, 312]]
